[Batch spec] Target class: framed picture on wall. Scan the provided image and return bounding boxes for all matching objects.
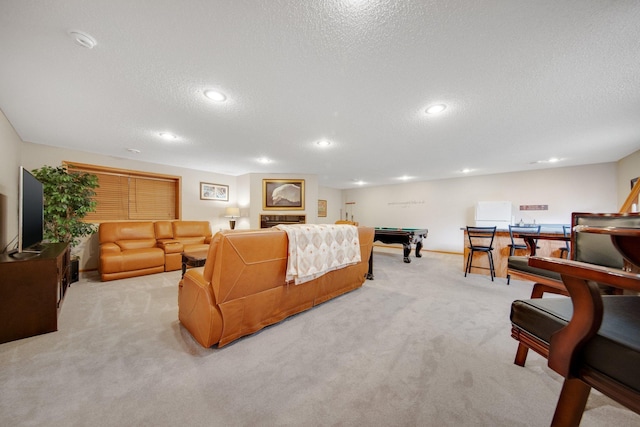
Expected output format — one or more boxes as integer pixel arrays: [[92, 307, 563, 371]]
[[263, 179, 305, 210], [200, 182, 229, 201], [318, 199, 327, 217]]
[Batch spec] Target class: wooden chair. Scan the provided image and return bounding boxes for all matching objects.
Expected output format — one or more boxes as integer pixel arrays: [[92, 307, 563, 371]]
[[511, 252, 640, 426]]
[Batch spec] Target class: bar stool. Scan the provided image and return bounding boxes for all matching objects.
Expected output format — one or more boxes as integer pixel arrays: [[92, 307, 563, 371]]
[[465, 226, 497, 281]]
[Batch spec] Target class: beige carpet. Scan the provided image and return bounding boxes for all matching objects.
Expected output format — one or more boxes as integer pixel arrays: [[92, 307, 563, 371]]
[[0, 250, 637, 426]]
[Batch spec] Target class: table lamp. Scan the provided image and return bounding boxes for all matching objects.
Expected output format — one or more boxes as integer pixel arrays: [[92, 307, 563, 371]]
[[224, 207, 240, 230]]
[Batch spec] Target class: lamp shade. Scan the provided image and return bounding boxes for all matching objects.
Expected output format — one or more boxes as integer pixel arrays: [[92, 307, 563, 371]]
[[224, 207, 240, 218]]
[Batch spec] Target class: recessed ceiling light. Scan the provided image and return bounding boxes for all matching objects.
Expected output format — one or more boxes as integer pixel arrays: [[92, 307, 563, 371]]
[[158, 132, 177, 140], [127, 148, 141, 154], [425, 104, 447, 115], [316, 139, 331, 147], [398, 175, 412, 181], [533, 157, 563, 164], [204, 90, 227, 102], [257, 157, 272, 164], [461, 168, 473, 173], [68, 30, 97, 49]]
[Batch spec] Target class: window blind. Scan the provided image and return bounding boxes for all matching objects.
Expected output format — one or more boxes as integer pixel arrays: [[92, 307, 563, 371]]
[[65, 162, 180, 221]]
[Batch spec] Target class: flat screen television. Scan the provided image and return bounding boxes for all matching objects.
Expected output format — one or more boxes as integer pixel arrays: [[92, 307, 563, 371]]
[[14, 166, 44, 257]]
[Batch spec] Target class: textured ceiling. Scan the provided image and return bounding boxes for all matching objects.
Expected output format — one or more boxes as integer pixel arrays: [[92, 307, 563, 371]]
[[1, 0, 639, 189]]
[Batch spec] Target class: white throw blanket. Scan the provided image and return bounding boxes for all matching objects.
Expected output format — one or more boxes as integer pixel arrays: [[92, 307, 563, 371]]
[[274, 224, 361, 285]]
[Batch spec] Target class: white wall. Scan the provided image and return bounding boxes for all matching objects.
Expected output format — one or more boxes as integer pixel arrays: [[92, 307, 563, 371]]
[[0, 110, 22, 252], [318, 186, 343, 224], [343, 163, 618, 254], [234, 174, 252, 231]]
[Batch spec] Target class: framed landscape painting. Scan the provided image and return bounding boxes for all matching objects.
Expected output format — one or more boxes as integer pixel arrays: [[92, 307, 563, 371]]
[[263, 179, 305, 210], [200, 182, 229, 201]]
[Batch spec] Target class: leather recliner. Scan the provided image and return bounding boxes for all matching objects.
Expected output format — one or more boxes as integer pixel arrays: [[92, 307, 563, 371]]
[[99, 222, 165, 281]]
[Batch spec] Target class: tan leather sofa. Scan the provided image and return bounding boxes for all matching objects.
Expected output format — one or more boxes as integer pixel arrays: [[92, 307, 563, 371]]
[[155, 221, 212, 271], [99, 220, 213, 281], [99, 222, 166, 281], [178, 226, 375, 347]]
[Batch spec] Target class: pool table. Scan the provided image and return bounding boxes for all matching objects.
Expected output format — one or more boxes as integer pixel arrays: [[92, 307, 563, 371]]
[[374, 227, 428, 263], [366, 227, 428, 280]]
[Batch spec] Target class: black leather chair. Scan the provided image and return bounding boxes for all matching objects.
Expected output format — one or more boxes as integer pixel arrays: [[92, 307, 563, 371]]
[[510, 255, 640, 426], [464, 226, 497, 281]]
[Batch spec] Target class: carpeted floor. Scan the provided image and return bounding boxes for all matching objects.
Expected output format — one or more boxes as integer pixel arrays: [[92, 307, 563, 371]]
[[0, 250, 637, 426]]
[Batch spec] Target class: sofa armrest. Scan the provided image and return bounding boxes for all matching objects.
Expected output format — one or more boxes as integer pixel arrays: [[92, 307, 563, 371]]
[[178, 268, 223, 347], [181, 269, 211, 292], [100, 242, 121, 254], [157, 239, 184, 254]]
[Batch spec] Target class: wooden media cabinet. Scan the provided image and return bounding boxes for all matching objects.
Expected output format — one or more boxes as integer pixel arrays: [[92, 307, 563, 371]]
[[0, 242, 71, 344]]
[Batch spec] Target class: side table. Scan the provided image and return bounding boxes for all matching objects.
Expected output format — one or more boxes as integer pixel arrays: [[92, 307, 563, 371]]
[[181, 249, 208, 278]]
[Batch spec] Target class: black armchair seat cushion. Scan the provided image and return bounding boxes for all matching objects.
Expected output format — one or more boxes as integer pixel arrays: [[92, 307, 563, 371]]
[[508, 256, 562, 281], [510, 296, 640, 391]]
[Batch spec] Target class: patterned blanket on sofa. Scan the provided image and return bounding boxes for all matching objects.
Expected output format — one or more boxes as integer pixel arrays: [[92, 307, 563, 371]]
[[274, 224, 361, 285]]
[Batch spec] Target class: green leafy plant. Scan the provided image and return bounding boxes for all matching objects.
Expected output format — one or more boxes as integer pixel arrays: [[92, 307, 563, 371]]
[[31, 165, 99, 247]]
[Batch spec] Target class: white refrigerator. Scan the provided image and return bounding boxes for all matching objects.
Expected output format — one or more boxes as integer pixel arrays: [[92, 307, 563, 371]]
[[474, 201, 513, 229]]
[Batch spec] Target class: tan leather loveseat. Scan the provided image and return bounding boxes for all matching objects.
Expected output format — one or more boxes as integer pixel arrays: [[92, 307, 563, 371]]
[[155, 221, 212, 271], [99, 220, 212, 281], [178, 226, 374, 347]]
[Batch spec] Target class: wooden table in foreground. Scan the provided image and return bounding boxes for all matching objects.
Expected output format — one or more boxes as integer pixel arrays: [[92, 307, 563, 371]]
[[518, 234, 570, 257]]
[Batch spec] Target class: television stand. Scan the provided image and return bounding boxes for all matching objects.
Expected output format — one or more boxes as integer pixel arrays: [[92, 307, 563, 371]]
[[8, 250, 41, 260], [0, 242, 70, 344]]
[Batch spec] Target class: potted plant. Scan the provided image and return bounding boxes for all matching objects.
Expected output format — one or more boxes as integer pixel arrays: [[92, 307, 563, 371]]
[[31, 164, 99, 282]]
